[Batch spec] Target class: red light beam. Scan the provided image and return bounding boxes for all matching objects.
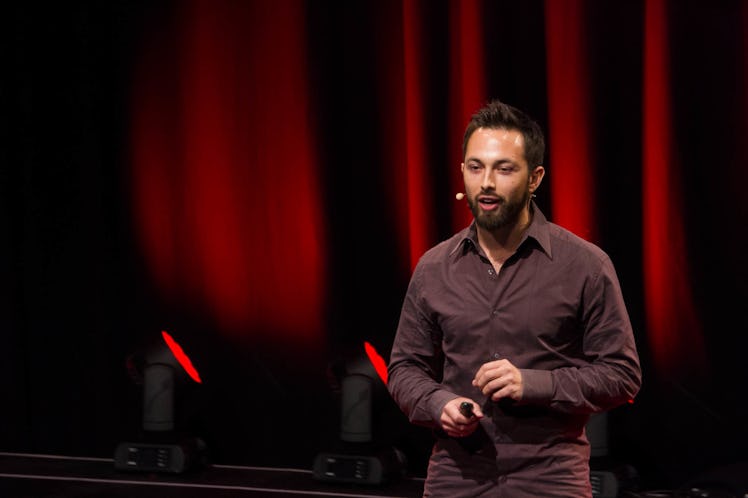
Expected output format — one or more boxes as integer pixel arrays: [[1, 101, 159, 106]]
[[162, 330, 202, 384], [364, 341, 388, 386]]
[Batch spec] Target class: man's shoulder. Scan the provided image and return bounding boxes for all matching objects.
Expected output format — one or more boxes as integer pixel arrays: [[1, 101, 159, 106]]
[[418, 230, 469, 264], [544, 221, 611, 264]]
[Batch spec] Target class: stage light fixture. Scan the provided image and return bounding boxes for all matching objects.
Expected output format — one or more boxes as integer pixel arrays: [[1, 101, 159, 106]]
[[588, 411, 641, 498], [312, 342, 406, 485], [114, 330, 206, 474]]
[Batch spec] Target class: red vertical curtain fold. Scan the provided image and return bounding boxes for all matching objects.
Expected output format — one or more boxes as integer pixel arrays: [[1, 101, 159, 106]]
[[130, 0, 326, 343], [402, 0, 437, 270], [642, 0, 705, 376], [448, 0, 486, 234], [544, 0, 596, 242], [396, 0, 486, 268]]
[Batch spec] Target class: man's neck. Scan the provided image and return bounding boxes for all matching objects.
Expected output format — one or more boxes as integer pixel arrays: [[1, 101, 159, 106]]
[[477, 208, 532, 268]]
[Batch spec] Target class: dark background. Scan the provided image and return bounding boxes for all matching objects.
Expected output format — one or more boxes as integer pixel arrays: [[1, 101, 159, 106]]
[[3, 1, 748, 493]]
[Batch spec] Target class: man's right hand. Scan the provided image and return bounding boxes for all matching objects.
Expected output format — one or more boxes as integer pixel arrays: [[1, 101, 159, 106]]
[[440, 397, 484, 438]]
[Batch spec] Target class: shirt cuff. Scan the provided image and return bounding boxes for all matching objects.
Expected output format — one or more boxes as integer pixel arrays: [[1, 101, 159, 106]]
[[429, 389, 460, 424], [519, 368, 553, 403]]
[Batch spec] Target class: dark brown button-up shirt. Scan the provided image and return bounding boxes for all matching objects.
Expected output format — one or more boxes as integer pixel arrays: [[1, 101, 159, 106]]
[[387, 203, 642, 497]]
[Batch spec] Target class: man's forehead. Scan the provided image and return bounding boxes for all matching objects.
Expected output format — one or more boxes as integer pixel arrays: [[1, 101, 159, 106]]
[[467, 127, 525, 153]]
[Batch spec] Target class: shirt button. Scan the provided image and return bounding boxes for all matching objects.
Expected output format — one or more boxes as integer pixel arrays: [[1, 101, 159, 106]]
[[487, 268, 495, 276], [491, 309, 498, 316], [492, 352, 500, 359], [499, 475, 507, 483]]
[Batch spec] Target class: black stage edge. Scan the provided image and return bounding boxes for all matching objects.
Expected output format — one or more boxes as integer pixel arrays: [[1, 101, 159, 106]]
[[0, 452, 425, 498]]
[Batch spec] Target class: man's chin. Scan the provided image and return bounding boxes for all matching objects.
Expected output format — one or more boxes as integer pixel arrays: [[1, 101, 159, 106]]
[[476, 213, 507, 231]]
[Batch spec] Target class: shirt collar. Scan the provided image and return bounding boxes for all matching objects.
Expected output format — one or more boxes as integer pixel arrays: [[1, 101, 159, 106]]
[[449, 200, 553, 259]]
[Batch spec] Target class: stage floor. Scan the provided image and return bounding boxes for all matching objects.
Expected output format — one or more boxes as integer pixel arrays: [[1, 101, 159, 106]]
[[0, 452, 425, 498]]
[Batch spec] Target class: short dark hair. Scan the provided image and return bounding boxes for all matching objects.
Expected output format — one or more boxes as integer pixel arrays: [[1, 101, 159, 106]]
[[462, 99, 545, 168]]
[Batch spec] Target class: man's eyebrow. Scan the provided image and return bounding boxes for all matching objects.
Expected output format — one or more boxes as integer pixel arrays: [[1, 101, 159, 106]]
[[466, 157, 517, 166]]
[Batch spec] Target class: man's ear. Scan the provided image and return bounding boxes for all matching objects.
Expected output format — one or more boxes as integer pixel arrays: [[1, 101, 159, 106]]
[[530, 165, 545, 193]]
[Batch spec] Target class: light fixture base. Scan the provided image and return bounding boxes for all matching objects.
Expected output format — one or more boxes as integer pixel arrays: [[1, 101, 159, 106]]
[[312, 445, 405, 485], [114, 437, 206, 474]]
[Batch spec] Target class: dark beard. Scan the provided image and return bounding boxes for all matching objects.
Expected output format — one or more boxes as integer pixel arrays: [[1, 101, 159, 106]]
[[470, 188, 531, 231]]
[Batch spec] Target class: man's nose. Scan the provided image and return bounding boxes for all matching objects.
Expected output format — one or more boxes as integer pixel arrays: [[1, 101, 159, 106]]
[[481, 171, 495, 190]]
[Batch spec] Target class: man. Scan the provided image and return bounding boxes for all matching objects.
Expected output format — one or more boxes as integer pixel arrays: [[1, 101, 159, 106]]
[[387, 99, 641, 497]]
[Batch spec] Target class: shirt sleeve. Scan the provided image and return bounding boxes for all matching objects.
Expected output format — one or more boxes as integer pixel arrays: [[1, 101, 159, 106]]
[[387, 262, 457, 428], [521, 254, 642, 413]]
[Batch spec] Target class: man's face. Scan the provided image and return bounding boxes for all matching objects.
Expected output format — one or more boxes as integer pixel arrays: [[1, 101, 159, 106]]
[[461, 127, 533, 231]]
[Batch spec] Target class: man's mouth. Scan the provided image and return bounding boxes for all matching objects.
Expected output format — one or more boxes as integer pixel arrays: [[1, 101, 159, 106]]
[[478, 196, 500, 211]]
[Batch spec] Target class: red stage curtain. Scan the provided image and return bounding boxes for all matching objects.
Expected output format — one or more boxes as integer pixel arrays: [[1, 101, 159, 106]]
[[642, 0, 705, 377], [545, 0, 596, 243], [131, 0, 326, 345], [128, 0, 716, 380], [448, 0, 487, 235]]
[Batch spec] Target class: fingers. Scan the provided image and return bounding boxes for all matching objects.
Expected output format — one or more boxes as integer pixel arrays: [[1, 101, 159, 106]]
[[443, 416, 481, 438], [472, 359, 510, 387], [472, 359, 523, 401], [461, 401, 484, 419], [487, 382, 523, 402], [441, 398, 483, 437]]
